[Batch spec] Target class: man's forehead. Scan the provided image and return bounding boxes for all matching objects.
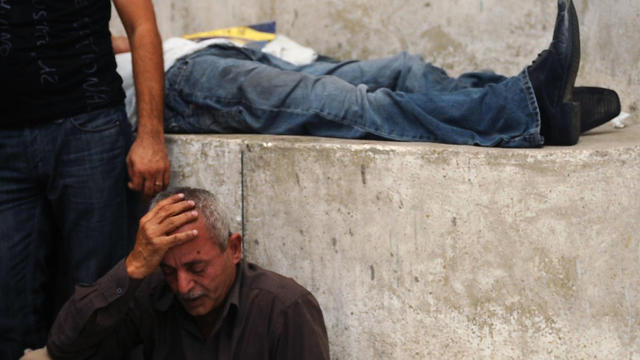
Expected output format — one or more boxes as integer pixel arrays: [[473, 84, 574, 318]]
[[163, 239, 216, 267]]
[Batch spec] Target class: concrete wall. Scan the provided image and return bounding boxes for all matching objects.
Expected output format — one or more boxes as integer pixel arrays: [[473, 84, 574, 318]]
[[110, 0, 640, 122], [166, 124, 640, 359], [110, 0, 640, 357]]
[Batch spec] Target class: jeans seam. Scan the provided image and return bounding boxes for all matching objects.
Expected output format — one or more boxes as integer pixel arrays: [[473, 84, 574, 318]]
[[183, 90, 435, 141], [495, 70, 543, 147], [517, 69, 543, 145], [69, 119, 120, 133]]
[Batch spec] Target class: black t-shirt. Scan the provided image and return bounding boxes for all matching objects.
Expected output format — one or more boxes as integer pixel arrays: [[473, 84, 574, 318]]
[[0, 0, 125, 127]]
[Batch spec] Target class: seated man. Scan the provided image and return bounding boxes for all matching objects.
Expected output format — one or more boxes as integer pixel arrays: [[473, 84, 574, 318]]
[[116, 0, 619, 147], [44, 187, 330, 359]]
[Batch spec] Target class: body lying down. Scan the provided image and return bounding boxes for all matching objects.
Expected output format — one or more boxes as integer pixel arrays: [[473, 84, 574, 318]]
[[115, 29, 620, 147]]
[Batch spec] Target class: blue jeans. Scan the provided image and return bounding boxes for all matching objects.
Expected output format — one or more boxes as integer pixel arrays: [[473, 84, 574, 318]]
[[165, 45, 543, 147], [0, 106, 134, 359]]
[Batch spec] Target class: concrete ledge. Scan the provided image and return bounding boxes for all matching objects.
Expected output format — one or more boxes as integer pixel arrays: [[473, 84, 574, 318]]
[[166, 122, 640, 359]]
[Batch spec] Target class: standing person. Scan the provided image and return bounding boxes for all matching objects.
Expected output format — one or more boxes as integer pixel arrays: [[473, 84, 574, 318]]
[[0, 0, 170, 358]]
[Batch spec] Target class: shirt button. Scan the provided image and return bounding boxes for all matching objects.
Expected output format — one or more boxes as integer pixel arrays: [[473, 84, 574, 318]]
[[116, 288, 123, 295]]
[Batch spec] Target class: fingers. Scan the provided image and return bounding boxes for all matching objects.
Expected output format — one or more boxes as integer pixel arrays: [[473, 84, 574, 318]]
[[155, 162, 171, 194], [145, 193, 187, 218], [161, 229, 199, 248], [144, 174, 168, 200], [151, 172, 169, 197], [126, 150, 166, 196], [143, 194, 198, 235], [143, 177, 156, 199], [160, 208, 198, 235], [126, 137, 171, 197], [156, 200, 196, 221], [163, 168, 170, 191], [136, 171, 168, 199], [131, 175, 165, 199], [126, 155, 143, 191]]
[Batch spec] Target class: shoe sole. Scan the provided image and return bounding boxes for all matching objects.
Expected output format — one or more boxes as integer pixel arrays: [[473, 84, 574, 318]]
[[574, 86, 621, 132]]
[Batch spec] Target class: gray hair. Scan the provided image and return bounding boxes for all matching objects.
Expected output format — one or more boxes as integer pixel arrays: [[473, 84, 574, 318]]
[[151, 187, 231, 249]]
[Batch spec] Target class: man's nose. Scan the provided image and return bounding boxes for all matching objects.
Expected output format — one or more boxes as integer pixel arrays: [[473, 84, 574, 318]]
[[177, 271, 193, 294]]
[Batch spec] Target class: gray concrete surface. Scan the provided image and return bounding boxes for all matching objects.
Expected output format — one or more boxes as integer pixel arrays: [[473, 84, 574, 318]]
[[166, 121, 640, 359], [114, 0, 640, 357], [111, 0, 640, 122]]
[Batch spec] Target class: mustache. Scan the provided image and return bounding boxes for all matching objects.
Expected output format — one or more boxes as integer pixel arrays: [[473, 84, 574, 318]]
[[180, 290, 207, 301]]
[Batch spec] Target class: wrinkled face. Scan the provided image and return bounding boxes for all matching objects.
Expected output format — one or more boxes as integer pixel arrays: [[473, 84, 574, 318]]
[[161, 217, 240, 317]]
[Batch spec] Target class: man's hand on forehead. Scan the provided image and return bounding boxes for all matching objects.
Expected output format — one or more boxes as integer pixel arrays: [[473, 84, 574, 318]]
[[126, 193, 199, 279]]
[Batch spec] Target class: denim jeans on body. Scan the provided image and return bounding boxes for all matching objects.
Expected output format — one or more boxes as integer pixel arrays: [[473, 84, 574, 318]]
[[0, 105, 133, 359], [164, 44, 543, 147]]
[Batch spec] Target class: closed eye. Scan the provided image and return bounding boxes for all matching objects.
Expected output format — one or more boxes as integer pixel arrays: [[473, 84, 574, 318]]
[[185, 261, 208, 275]]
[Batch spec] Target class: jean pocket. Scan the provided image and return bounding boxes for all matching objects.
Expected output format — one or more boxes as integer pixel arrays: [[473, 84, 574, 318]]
[[171, 58, 192, 92], [69, 108, 123, 133]]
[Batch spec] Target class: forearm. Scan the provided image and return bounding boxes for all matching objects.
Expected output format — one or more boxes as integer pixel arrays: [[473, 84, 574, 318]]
[[47, 261, 142, 359], [128, 25, 164, 139], [114, 0, 170, 197]]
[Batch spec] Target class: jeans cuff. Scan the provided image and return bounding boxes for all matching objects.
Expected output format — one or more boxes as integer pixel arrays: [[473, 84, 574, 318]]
[[507, 69, 544, 147]]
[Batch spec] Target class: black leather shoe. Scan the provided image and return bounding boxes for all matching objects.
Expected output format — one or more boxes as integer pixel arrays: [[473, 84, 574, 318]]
[[527, 0, 581, 145], [573, 86, 621, 133]]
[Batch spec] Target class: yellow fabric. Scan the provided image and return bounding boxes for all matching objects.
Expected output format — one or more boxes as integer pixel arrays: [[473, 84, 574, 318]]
[[182, 26, 276, 44]]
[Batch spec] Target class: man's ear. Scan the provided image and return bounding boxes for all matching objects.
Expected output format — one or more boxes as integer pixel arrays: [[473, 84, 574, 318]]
[[227, 233, 243, 264]]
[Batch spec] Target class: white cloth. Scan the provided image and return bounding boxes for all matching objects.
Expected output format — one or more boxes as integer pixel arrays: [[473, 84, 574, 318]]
[[116, 37, 234, 129], [116, 36, 318, 129], [261, 34, 317, 66]]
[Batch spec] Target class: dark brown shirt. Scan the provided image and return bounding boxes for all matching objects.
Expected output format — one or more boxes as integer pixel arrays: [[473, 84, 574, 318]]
[[47, 260, 330, 359]]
